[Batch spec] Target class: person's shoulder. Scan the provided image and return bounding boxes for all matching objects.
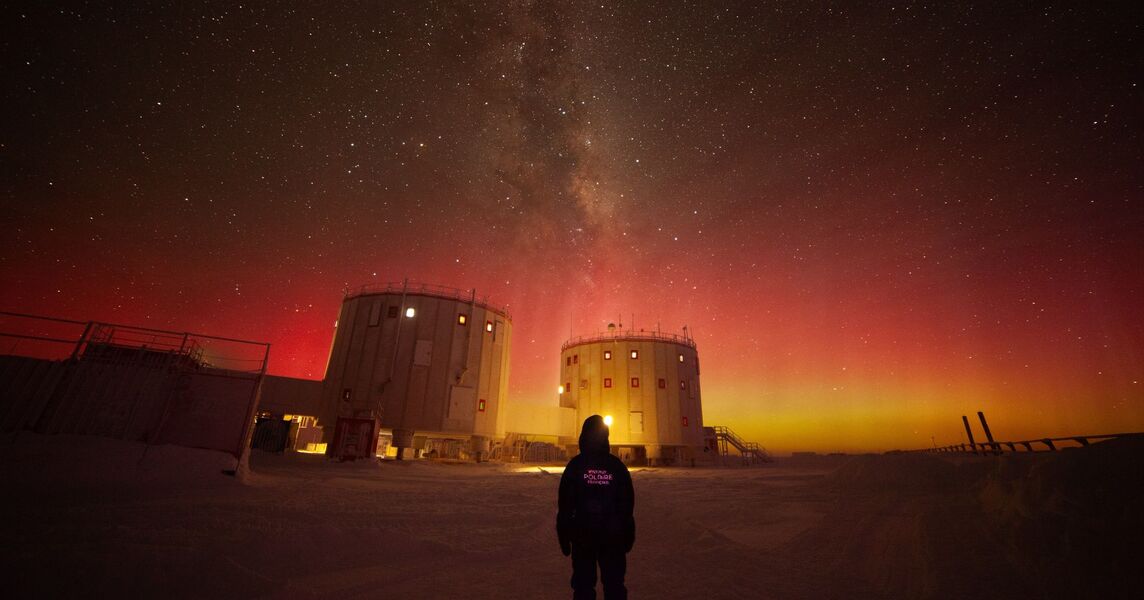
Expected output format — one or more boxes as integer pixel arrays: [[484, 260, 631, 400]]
[[606, 453, 630, 472]]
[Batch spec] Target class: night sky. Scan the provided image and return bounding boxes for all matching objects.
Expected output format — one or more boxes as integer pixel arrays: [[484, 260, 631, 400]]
[[3, 1, 1142, 452]]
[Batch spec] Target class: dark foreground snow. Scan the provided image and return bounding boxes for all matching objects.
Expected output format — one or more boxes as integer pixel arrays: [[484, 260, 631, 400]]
[[2, 433, 1141, 598]]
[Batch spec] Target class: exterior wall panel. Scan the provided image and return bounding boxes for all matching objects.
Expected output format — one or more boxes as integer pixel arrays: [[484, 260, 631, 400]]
[[319, 283, 511, 449], [559, 331, 702, 457]]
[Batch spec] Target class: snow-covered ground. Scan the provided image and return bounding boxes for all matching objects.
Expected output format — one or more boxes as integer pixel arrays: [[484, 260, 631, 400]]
[[2, 432, 1140, 598]]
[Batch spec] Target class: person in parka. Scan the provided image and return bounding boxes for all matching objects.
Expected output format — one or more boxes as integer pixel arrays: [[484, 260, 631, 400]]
[[557, 415, 635, 600]]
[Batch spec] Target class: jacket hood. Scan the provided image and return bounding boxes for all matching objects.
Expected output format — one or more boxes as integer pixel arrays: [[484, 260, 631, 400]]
[[578, 415, 610, 455]]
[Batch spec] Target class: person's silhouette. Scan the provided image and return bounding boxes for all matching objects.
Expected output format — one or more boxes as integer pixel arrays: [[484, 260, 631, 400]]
[[557, 415, 635, 599]]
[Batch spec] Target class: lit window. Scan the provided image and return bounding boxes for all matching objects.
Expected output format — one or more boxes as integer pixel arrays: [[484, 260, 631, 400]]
[[658, 378, 666, 389], [404, 307, 416, 318], [478, 399, 486, 412], [604, 350, 612, 360], [604, 378, 612, 388], [558, 384, 565, 394], [486, 321, 494, 333], [678, 354, 684, 363], [458, 314, 468, 325], [631, 377, 640, 388], [682, 416, 689, 427], [630, 350, 639, 359]]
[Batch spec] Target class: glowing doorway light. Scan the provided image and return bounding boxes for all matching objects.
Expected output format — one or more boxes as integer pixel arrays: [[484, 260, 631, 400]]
[[603, 415, 614, 427], [404, 307, 416, 318], [558, 385, 565, 394]]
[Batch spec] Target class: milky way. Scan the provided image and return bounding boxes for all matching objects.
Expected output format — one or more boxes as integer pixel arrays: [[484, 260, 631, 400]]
[[3, 1, 1142, 451]]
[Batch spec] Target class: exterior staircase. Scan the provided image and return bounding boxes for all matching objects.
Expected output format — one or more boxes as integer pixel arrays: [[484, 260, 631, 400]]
[[709, 425, 772, 464]]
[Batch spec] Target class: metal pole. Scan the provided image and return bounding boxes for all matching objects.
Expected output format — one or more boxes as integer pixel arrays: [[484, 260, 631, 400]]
[[70, 321, 95, 361], [391, 279, 411, 460], [977, 411, 998, 454], [961, 415, 978, 454]]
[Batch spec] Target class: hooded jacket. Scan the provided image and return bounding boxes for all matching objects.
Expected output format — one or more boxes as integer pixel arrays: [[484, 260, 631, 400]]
[[557, 415, 636, 554]]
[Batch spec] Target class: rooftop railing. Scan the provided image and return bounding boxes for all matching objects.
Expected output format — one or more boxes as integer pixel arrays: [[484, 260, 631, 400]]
[[561, 329, 697, 351], [0, 311, 270, 374], [345, 281, 510, 319]]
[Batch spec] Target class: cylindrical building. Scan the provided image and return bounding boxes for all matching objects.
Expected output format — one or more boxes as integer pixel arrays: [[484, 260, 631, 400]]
[[558, 326, 703, 465], [319, 281, 511, 460]]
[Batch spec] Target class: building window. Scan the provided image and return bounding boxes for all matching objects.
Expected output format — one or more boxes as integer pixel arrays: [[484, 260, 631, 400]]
[[680, 380, 688, 390], [342, 388, 352, 400], [604, 350, 612, 360], [404, 307, 416, 318], [368, 302, 382, 326], [682, 416, 689, 427], [486, 321, 494, 333], [565, 382, 571, 394], [566, 357, 572, 367], [658, 378, 666, 389], [573, 354, 579, 364], [678, 353, 684, 363], [604, 378, 612, 388], [630, 350, 639, 359], [478, 399, 486, 412], [458, 314, 468, 325], [580, 379, 588, 389], [631, 377, 639, 388], [387, 306, 399, 318]]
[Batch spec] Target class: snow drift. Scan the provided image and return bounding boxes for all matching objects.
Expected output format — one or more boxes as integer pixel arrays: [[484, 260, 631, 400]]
[[2, 433, 1140, 598]]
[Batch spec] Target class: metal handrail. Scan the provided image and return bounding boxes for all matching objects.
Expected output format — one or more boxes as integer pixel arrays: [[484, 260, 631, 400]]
[[710, 425, 771, 462], [0, 311, 270, 373], [562, 330, 697, 351], [345, 281, 511, 319], [920, 431, 1143, 454]]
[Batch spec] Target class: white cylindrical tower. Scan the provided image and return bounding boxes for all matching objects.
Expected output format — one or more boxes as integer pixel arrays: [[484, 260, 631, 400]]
[[319, 281, 511, 459], [558, 327, 702, 465]]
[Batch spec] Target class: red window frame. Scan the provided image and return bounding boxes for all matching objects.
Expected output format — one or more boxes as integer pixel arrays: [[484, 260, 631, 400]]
[[604, 378, 612, 388], [631, 377, 640, 388]]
